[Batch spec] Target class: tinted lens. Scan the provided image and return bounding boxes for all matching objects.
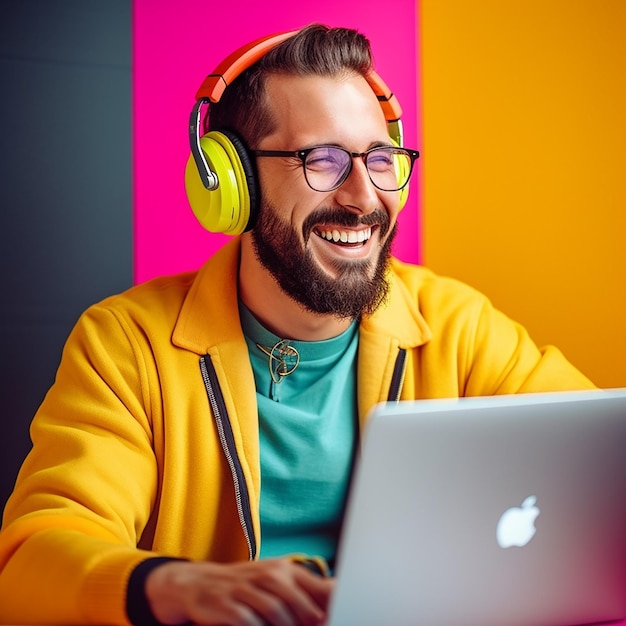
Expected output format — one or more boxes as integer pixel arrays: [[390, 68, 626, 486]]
[[303, 147, 351, 192], [366, 147, 413, 191]]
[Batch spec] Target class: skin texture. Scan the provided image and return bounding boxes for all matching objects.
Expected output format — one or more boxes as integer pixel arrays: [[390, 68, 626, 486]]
[[146, 559, 333, 626], [239, 73, 402, 341], [146, 73, 401, 625]]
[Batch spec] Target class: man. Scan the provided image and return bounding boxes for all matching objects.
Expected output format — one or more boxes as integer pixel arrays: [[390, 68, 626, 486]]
[[0, 24, 594, 626]]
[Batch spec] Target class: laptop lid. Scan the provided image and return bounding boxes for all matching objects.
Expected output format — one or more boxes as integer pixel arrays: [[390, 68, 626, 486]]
[[328, 389, 626, 626]]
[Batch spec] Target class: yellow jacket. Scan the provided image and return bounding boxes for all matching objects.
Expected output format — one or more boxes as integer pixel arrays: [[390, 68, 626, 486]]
[[0, 238, 595, 624]]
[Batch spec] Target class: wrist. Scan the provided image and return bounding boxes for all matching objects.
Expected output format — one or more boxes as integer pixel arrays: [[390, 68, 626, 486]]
[[126, 557, 190, 626]]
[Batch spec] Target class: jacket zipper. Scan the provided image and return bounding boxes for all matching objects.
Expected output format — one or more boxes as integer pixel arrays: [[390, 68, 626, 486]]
[[199, 346, 405, 558], [200, 355, 257, 560], [387, 348, 407, 401]]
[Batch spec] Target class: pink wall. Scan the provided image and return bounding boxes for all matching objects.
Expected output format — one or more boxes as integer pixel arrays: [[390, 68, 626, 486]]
[[133, 0, 421, 283]]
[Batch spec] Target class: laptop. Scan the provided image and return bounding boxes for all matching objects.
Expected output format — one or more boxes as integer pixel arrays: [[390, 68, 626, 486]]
[[327, 389, 626, 626]]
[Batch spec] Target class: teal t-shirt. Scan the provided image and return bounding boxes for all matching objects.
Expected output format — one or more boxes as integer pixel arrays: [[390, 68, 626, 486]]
[[239, 303, 358, 565]]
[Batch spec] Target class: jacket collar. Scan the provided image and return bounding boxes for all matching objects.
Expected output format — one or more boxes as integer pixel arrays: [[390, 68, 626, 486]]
[[172, 238, 245, 354], [173, 238, 432, 354], [361, 257, 432, 349]]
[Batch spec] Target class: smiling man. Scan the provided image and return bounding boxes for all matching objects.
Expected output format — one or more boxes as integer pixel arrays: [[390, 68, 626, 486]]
[[0, 24, 595, 626]]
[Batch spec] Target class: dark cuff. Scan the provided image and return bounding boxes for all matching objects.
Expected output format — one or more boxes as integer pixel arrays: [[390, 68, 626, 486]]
[[126, 556, 190, 626]]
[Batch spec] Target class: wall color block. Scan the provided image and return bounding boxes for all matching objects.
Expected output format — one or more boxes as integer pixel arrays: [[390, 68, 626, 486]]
[[133, 0, 421, 284], [420, 0, 626, 388]]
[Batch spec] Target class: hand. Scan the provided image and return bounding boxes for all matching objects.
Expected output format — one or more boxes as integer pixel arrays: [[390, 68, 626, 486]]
[[144, 558, 334, 626]]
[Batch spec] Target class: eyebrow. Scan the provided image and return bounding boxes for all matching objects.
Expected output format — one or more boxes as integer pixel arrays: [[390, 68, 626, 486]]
[[302, 140, 396, 152]]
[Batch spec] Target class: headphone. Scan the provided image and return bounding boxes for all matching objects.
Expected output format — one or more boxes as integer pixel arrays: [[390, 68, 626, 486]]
[[185, 29, 408, 236]]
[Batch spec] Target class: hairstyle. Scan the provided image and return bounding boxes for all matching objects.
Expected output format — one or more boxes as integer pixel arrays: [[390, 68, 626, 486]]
[[207, 24, 374, 148]]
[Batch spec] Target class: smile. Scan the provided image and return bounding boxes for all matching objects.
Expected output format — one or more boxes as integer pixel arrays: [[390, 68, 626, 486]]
[[314, 226, 373, 245]]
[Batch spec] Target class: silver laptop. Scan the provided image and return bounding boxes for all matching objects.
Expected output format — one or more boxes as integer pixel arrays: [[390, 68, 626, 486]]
[[328, 389, 626, 626]]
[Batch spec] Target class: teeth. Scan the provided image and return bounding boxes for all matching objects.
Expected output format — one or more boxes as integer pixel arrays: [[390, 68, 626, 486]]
[[317, 227, 372, 244]]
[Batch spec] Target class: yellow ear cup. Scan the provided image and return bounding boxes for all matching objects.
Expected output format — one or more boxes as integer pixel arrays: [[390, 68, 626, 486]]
[[396, 162, 410, 212], [390, 137, 410, 212], [184, 131, 251, 235]]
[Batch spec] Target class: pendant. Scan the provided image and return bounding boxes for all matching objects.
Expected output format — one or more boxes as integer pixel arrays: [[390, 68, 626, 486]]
[[256, 339, 301, 384]]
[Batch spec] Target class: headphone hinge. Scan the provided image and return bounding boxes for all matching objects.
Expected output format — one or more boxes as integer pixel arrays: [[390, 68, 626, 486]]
[[189, 98, 219, 190]]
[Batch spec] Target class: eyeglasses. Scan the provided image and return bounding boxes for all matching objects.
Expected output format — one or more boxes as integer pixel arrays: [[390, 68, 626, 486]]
[[253, 145, 420, 193]]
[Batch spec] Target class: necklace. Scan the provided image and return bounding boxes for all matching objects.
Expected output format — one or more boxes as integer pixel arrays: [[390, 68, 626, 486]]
[[255, 339, 301, 384]]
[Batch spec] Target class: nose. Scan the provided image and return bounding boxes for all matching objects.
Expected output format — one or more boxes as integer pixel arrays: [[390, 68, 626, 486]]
[[333, 157, 381, 215]]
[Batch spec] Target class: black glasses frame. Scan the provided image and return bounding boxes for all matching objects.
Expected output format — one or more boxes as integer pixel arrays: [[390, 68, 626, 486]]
[[253, 145, 420, 192]]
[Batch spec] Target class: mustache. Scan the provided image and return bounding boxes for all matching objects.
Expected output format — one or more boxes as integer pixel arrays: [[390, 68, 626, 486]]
[[302, 207, 391, 241]]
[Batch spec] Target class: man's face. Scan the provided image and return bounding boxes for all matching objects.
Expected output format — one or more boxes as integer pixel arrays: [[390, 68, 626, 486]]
[[250, 73, 402, 319]]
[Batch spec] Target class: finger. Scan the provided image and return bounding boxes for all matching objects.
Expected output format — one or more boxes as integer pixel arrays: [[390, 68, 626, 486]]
[[234, 586, 298, 626], [251, 563, 331, 625], [186, 593, 266, 626], [292, 567, 335, 610]]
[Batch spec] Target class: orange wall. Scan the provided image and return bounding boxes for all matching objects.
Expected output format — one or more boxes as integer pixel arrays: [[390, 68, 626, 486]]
[[420, 0, 626, 388]]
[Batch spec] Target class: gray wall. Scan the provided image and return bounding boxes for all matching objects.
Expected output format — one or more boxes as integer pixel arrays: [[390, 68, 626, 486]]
[[0, 1, 132, 512]]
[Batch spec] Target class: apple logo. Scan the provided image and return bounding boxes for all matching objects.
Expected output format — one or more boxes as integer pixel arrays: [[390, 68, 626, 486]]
[[496, 495, 540, 548]]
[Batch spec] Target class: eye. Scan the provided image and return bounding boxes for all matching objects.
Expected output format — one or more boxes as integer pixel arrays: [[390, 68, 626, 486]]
[[305, 147, 348, 172], [367, 148, 395, 172]]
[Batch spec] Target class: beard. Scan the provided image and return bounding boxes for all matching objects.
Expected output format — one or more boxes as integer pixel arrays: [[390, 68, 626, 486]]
[[250, 200, 397, 320]]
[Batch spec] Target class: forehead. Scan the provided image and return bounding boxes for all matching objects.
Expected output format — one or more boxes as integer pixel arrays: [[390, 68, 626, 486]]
[[261, 73, 389, 149]]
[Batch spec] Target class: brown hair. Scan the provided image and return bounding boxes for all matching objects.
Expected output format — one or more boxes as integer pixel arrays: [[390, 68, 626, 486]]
[[207, 24, 374, 148]]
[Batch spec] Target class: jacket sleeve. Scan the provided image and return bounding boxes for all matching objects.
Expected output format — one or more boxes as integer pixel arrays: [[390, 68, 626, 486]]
[[460, 291, 597, 395], [0, 302, 163, 625]]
